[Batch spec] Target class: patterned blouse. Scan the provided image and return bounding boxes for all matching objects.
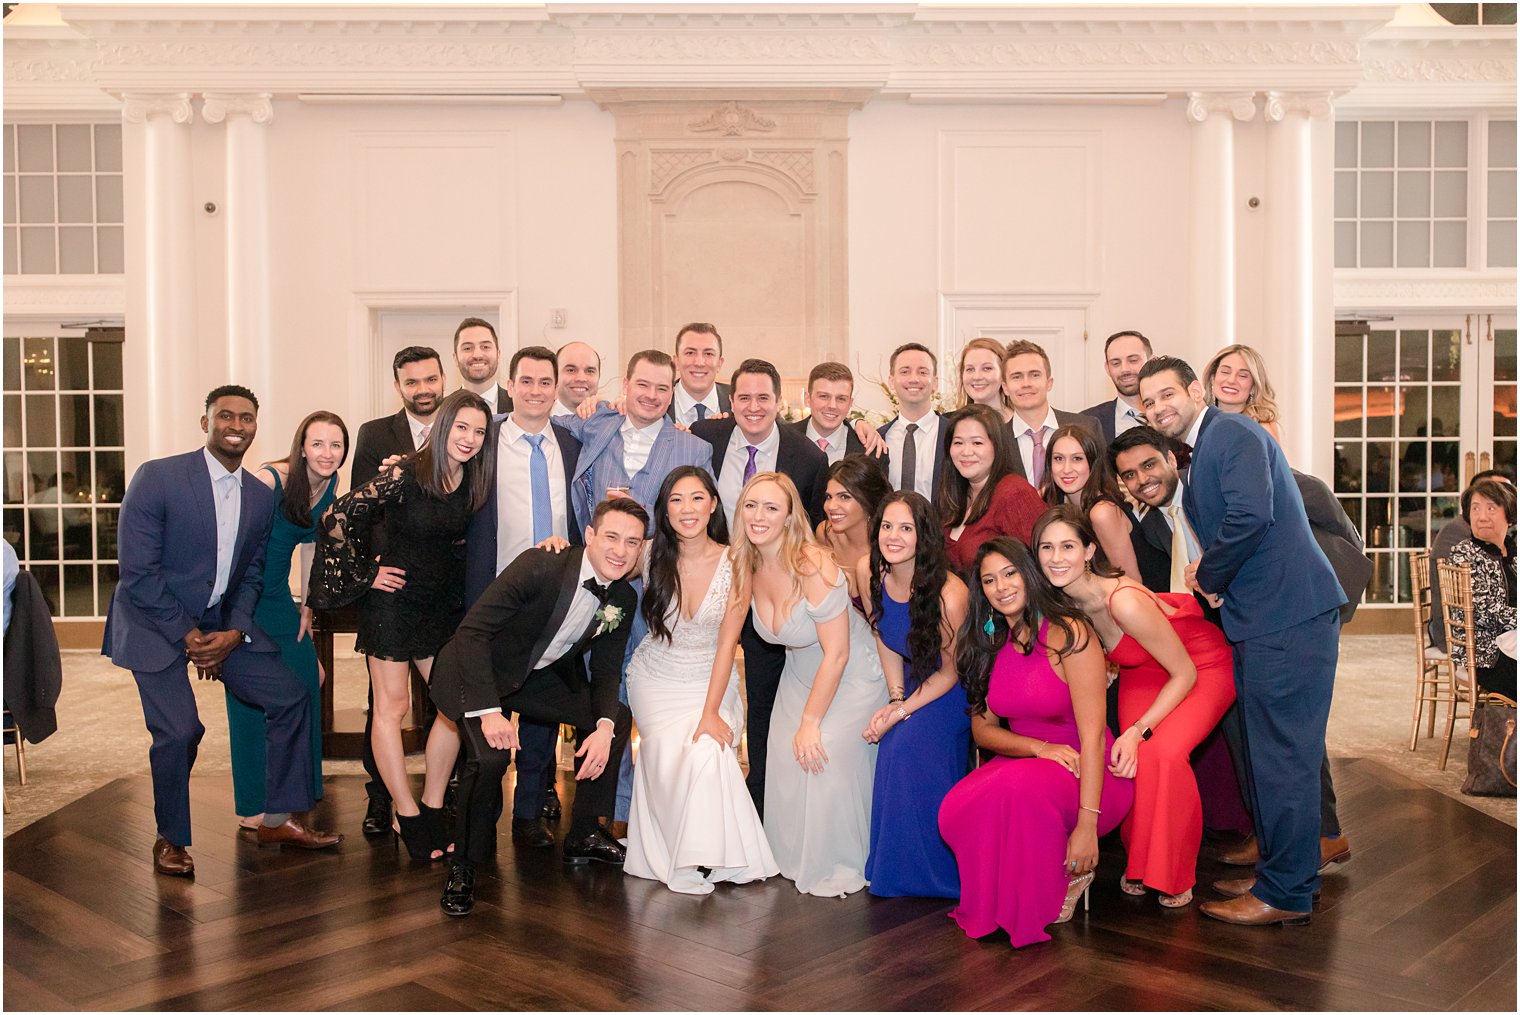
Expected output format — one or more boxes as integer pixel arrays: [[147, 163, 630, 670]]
[[1446, 533, 1517, 670]]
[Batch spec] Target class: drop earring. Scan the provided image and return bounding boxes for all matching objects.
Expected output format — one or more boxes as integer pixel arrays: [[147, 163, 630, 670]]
[[983, 617, 996, 636]]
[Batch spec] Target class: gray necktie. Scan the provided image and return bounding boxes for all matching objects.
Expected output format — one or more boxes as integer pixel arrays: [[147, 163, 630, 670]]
[[900, 423, 919, 493]]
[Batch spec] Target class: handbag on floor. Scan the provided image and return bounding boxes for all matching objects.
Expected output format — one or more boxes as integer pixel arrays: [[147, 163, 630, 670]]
[[1462, 694, 1517, 797]]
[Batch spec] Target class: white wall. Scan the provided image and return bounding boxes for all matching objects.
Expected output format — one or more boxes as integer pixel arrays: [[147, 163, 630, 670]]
[[156, 98, 620, 485], [848, 98, 1196, 415]]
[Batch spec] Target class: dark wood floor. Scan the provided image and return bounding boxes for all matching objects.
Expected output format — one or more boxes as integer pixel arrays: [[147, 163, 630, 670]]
[[3, 757, 1515, 1012]]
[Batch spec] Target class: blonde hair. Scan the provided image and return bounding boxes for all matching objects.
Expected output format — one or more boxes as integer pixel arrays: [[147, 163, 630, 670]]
[[956, 337, 1014, 412], [728, 471, 824, 610], [1203, 343, 1280, 426]]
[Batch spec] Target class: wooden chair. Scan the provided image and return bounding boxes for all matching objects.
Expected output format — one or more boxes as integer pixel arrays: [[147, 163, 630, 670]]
[[1436, 560, 1490, 770], [2, 707, 26, 787], [1409, 550, 1454, 750]]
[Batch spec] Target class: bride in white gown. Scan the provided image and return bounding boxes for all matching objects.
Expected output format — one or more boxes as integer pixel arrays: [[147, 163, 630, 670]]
[[624, 467, 778, 895]]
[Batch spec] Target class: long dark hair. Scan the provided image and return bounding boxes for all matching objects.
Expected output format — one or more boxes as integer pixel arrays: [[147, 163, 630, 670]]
[[642, 466, 729, 642], [827, 454, 891, 529], [270, 410, 348, 528], [412, 389, 494, 511], [937, 404, 1019, 529], [867, 491, 950, 690], [955, 537, 1093, 714], [1041, 424, 1125, 511], [1032, 504, 1122, 579]]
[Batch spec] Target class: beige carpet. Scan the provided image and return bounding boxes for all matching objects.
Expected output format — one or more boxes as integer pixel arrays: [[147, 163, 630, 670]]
[[3, 633, 1514, 834]]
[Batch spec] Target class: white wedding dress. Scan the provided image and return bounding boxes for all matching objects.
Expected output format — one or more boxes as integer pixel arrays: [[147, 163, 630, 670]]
[[624, 556, 779, 895]]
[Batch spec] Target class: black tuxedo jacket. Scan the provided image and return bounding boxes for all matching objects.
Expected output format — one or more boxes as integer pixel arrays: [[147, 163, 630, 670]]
[[351, 409, 417, 488], [782, 418, 890, 479], [1128, 501, 1174, 596], [464, 415, 583, 606], [689, 418, 829, 528], [1009, 409, 1104, 483], [430, 546, 635, 724], [666, 382, 732, 423]]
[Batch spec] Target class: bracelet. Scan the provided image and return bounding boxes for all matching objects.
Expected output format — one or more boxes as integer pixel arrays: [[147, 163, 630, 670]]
[[889, 694, 905, 703], [1033, 739, 1047, 758], [895, 704, 910, 723], [1080, 805, 1102, 816]]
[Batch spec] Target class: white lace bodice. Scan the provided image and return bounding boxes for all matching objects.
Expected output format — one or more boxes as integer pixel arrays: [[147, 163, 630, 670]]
[[627, 555, 735, 683]]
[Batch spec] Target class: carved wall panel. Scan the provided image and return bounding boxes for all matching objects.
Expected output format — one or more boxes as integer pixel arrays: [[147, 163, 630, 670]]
[[600, 91, 862, 388]]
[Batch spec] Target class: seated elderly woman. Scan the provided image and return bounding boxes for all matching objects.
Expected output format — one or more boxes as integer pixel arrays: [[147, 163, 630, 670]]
[[1446, 475, 1517, 700]]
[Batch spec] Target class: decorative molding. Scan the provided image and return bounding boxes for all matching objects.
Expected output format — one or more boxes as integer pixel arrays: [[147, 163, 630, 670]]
[[650, 149, 715, 191], [121, 92, 194, 124], [201, 92, 275, 125], [1263, 90, 1333, 121], [895, 37, 1361, 71], [1334, 273, 1517, 311], [688, 101, 776, 136], [750, 149, 816, 191], [1186, 91, 1258, 123], [1, 276, 127, 318]]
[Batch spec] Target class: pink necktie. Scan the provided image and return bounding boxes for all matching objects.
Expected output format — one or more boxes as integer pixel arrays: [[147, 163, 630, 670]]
[[817, 438, 829, 452], [1029, 426, 1048, 487]]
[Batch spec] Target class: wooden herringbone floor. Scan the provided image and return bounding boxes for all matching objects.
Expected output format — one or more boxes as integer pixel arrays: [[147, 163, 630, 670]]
[[3, 757, 1515, 1011]]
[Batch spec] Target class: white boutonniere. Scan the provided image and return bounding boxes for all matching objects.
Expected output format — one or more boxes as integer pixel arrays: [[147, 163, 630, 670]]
[[594, 603, 624, 637]]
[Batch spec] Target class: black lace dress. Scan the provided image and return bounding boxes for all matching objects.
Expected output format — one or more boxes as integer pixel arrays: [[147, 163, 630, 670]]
[[308, 462, 472, 661]]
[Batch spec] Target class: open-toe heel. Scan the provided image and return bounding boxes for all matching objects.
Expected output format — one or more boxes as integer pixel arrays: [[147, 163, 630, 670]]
[[1119, 875, 1147, 896], [1055, 870, 1095, 924], [394, 813, 437, 861], [1159, 888, 1193, 909], [418, 803, 455, 857]]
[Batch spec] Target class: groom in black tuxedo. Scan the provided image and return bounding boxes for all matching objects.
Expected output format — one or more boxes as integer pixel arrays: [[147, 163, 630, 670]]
[[429, 497, 647, 916]]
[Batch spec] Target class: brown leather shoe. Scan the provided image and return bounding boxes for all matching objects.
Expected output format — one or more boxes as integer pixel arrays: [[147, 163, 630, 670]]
[[256, 816, 343, 850], [1200, 894, 1311, 926], [1217, 835, 1260, 866], [1319, 835, 1351, 873], [1212, 877, 1320, 902], [153, 837, 195, 877]]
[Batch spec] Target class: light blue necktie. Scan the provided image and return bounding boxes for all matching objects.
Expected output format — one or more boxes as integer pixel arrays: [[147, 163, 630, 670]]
[[526, 433, 552, 543]]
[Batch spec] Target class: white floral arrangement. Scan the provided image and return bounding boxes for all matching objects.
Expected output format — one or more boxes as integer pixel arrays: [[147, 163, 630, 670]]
[[594, 603, 624, 637]]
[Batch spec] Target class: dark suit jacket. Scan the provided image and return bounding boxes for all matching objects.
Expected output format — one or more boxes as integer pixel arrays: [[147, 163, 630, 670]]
[[1183, 407, 1345, 641], [782, 418, 890, 478], [1293, 469, 1373, 623], [1010, 409, 1104, 483], [879, 413, 946, 497], [464, 415, 583, 607], [666, 382, 732, 423], [1127, 502, 1173, 595], [690, 418, 829, 528], [4, 568, 61, 742], [490, 384, 514, 416], [351, 409, 417, 489], [430, 546, 635, 725], [103, 449, 278, 672]]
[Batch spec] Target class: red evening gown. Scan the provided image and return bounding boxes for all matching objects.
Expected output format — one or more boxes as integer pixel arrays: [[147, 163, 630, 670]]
[[938, 621, 1134, 947], [1105, 586, 1237, 897]]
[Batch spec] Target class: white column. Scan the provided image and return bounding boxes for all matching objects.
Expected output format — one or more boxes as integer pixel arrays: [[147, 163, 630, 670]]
[[122, 93, 196, 462], [1185, 91, 1256, 370], [1263, 91, 1334, 468], [202, 93, 275, 405]]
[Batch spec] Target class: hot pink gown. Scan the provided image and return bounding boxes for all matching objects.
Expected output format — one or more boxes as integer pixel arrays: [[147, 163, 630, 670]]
[[938, 621, 1134, 947]]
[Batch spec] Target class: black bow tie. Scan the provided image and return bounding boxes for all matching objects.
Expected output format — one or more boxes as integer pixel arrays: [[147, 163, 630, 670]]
[[582, 577, 610, 602], [1172, 440, 1193, 473]]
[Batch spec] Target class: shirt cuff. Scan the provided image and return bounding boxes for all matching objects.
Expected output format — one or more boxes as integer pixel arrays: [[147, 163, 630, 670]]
[[596, 717, 614, 730], [464, 707, 504, 719]]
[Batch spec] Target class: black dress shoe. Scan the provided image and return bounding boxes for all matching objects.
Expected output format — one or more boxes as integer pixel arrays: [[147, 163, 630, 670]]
[[543, 784, 562, 821], [562, 826, 626, 866], [511, 817, 554, 849], [362, 797, 391, 837], [440, 863, 475, 917]]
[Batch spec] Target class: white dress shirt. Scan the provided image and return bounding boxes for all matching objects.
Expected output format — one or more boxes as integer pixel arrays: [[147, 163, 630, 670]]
[[806, 419, 847, 466], [621, 416, 664, 478], [202, 448, 243, 611], [1113, 399, 1145, 437], [1010, 407, 1060, 478], [885, 410, 939, 501], [551, 400, 578, 419], [465, 554, 613, 726], [406, 412, 432, 450], [718, 423, 781, 529], [1183, 405, 1207, 450], [495, 415, 569, 573], [1159, 481, 1202, 561], [672, 383, 722, 428]]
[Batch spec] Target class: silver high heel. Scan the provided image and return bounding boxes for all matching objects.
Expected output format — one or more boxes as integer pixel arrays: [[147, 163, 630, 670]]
[[1055, 870, 1095, 924]]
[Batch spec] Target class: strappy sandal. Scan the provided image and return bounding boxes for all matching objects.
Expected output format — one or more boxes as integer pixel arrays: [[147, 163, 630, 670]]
[[1055, 870, 1095, 924], [1119, 875, 1146, 896], [1159, 888, 1193, 908]]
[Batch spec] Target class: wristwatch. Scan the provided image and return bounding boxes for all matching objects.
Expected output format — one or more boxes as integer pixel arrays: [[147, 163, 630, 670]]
[[1132, 722, 1153, 741]]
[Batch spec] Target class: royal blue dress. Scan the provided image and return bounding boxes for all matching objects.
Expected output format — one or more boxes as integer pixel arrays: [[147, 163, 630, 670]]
[[865, 591, 971, 898]]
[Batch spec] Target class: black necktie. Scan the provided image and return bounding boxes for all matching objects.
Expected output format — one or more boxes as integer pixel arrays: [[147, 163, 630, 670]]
[[582, 577, 609, 602]]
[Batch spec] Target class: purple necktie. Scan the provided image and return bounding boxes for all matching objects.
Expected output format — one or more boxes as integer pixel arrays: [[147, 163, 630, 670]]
[[742, 445, 760, 485]]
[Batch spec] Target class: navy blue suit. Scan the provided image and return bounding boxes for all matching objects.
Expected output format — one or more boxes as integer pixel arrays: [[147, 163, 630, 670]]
[[463, 414, 582, 822], [104, 449, 314, 846], [1183, 408, 1345, 911]]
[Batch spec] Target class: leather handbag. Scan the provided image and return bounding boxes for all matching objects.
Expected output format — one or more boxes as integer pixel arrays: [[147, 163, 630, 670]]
[[1462, 695, 1518, 797]]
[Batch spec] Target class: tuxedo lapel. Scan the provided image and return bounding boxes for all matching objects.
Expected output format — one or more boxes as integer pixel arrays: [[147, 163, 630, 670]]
[[527, 547, 586, 670]]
